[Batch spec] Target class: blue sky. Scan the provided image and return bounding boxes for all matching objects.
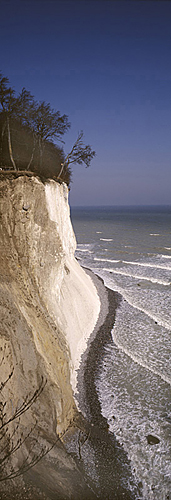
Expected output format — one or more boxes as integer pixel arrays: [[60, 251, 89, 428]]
[[1, 0, 171, 205]]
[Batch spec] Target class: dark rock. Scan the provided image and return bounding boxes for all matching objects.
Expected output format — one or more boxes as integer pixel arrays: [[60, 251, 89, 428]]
[[146, 434, 160, 445]]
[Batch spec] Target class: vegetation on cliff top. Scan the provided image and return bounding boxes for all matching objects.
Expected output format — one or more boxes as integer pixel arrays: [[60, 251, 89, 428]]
[[0, 72, 95, 185]]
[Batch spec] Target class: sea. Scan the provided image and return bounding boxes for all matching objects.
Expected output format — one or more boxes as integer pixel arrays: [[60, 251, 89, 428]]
[[70, 205, 171, 500]]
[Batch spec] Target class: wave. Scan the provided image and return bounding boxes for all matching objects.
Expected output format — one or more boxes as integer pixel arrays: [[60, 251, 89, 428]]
[[119, 290, 171, 331], [77, 244, 93, 254], [94, 256, 171, 271], [77, 249, 93, 253], [122, 260, 171, 271], [77, 244, 92, 247], [102, 268, 171, 286], [94, 257, 120, 263], [111, 330, 171, 386], [150, 233, 160, 236], [92, 267, 171, 331], [100, 238, 113, 242]]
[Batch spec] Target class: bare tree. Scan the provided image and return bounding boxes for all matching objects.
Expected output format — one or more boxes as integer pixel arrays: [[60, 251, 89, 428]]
[[57, 131, 96, 179], [0, 73, 17, 170], [14, 91, 70, 169], [0, 343, 57, 482], [13, 88, 37, 170], [31, 100, 70, 167]]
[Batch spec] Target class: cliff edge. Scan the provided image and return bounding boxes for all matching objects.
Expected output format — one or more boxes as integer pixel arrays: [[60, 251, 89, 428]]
[[0, 174, 100, 499]]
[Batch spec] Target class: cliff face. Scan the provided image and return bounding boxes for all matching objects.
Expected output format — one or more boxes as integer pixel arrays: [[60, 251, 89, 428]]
[[0, 174, 100, 497]]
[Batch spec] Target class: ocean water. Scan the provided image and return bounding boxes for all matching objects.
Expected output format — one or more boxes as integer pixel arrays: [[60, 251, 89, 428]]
[[71, 206, 171, 500]]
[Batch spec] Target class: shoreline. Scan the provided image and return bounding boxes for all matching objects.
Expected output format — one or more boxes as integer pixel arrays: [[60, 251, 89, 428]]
[[74, 267, 140, 499], [75, 266, 120, 423]]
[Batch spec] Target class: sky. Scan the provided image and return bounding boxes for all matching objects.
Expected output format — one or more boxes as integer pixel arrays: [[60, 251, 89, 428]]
[[0, 0, 171, 206]]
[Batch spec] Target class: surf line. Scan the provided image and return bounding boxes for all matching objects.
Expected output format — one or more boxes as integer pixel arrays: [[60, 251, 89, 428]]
[[87, 267, 171, 330], [111, 331, 171, 387], [102, 268, 170, 286], [100, 238, 113, 242], [94, 257, 171, 271], [118, 293, 171, 332], [96, 277, 171, 332]]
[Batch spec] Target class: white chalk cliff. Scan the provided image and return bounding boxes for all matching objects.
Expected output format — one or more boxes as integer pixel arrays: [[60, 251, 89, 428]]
[[0, 173, 101, 497], [0, 174, 100, 436], [44, 181, 100, 393]]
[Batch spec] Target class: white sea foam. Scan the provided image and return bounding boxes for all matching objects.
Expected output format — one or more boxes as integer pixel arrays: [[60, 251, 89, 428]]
[[77, 249, 93, 253], [94, 256, 171, 270], [102, 268, 171, 286], [150, 233, 160, 236], [92, 268, 171, 330], [111, 331, 171, 386], [125, 291, 170, 330], [112, 300, 171, 378], [77, 244, 92, 247], [77, 244, 94, 254], [100, 238, 113, 241], [94, 257, 120, 263], [96, 345, 171, 500], [122, 259, 171, 271]]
